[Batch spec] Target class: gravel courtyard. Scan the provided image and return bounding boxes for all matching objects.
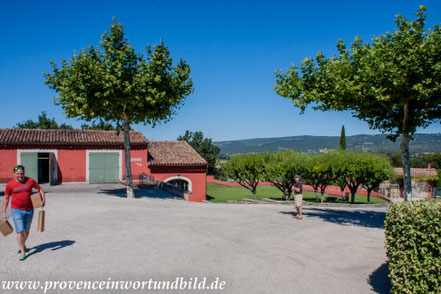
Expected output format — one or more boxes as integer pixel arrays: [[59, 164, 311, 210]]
[[0, 184, 390, 293]]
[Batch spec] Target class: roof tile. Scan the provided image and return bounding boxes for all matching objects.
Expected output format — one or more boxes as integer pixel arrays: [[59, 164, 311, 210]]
[[0, 128, 148, 146], [394, 168, 438, 177], [148, 141, 207, 166]]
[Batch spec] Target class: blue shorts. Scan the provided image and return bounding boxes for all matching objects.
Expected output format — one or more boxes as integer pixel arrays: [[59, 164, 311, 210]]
[[11, 209, 34, 233]]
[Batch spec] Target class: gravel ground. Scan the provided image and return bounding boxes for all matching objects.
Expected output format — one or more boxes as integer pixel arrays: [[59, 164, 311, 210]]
[[0, 184, 390, 294]]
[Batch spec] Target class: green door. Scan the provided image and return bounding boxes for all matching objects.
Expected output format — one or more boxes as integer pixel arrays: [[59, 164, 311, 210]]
[[89, 152, 119, 183], [20, 153, 38, 182]]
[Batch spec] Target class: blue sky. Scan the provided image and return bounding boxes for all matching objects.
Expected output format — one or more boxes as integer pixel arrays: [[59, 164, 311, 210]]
[[1, 0, 440, 141]]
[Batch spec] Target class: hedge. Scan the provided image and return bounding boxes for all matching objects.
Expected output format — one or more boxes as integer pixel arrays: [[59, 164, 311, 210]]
[[385, 199, 441, 293]]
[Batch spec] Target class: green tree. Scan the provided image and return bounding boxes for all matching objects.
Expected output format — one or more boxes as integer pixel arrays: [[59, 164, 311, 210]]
[[410, 156, 427, 168], [44, 19, 193, 198], [223, 154, 266, 200], [15, 111, 73, 129], [339, 125, 346, 151], [314, 153, 336, 203], [303, 153, 334, 203], [422, 153, 441, 169], [262, 151, 309, 201], [177, 130, 220, 175], [274, 6, 441, 201], [389, 153, 402, 167], [81, 121, 118, 130], [360, 153, 394, 202], [330, 151, 350, 201], [344, 152, 368, 204]]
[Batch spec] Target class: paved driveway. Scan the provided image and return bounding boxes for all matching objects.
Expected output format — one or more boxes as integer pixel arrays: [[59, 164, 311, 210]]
[[0, 184, 390, 293]]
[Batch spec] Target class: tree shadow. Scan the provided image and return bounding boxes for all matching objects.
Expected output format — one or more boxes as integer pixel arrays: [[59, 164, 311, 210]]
[[205, 195, 214, 201], [98, 186, 184, 200], [369, 262, 391, 294], [280, 208, 386, 228], [26, 240, 76, 258]]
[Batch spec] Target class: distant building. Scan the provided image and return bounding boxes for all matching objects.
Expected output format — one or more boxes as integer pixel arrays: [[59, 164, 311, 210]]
[[379, 168, 438, 201], [0, 128, 207, 202]]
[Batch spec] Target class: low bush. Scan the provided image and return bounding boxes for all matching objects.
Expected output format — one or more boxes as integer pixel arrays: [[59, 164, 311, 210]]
[[385, 199, 441, 293]]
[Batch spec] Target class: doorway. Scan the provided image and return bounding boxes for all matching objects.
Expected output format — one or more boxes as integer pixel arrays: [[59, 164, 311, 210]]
[[20, 151, 58, 185], [38, 153, 50, 183]]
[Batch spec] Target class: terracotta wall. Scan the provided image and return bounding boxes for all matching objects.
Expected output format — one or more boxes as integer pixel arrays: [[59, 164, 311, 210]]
[[0, 146, 150, 184], [1, 146, 207, 203], [149, 166, 207, 202], [58, 149, 87, 182], [122, 148, 150, 180], [0, 149, 17, 183]]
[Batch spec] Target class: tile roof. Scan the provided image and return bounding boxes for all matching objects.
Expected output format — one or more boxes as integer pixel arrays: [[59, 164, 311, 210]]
[[148, 141, 208, 166], [394, 168, 438, 177], [0, 128, 148, 146]]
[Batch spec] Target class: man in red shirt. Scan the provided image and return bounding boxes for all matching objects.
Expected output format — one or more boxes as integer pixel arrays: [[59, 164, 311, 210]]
[[2, 165, 46, 260]]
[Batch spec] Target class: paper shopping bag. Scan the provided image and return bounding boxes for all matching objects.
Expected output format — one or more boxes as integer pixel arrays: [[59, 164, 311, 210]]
[[31, 193, 43, 209], [0, 219, 13, 236], [36, 210, 45, 232]]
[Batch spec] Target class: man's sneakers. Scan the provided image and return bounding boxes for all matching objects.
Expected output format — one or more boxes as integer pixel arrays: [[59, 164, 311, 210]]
[[291, 215, 303, 220], [19, 254, 26, 261]]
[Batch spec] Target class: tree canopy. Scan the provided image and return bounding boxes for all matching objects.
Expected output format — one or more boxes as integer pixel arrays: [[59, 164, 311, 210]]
[[360, 153, 394, 202], [304, 152, 335, 203], [262, 151, 309, 201], [44, 19, 193, 197], [81, 121, 118, 130], [223, 153, 267, 200], [274, 6, 441, 201], [15, 111, 73, 129], [177, 130, 220, 175]]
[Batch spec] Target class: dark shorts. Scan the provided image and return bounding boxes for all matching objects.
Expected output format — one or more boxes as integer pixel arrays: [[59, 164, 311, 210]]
[[11, 208, 34, 232]]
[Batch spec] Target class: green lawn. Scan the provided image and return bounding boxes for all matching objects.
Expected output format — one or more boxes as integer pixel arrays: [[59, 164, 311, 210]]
[[206, 183, 388, 204]]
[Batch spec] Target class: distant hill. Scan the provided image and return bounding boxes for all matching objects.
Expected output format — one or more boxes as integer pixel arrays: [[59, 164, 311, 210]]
[[214, 133, 441, 156]]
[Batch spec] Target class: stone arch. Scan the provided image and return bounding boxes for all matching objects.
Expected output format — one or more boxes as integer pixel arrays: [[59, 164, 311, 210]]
[[164, 175, 192, 192]]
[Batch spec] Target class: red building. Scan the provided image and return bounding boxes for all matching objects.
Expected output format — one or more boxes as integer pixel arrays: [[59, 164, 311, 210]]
[[0, 128, 207, 202]]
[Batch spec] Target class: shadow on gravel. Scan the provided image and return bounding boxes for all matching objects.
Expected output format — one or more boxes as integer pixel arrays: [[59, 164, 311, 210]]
[[99, 186, 183, 200], [27, 240, 76, 258], [369, 262, 391, 294], [280, 208, 386, 228]]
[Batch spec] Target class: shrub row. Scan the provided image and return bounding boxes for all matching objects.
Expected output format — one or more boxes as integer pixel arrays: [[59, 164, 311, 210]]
[[385, 199, 441, 293]]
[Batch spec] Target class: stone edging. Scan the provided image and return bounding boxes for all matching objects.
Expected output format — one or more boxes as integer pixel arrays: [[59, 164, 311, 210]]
[[226, 198, 391, 207]]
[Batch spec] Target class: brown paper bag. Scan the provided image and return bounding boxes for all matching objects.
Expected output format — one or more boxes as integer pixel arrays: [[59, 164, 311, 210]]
[[36, 210, 45, 232], [0, 219, 13, 236], [31, 193, 43, 209]]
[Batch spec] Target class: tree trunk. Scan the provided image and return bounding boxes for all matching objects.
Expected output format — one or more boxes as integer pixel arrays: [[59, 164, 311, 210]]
[[284, 187, 290, 201], [400, 131, 412, 201], [315, 190, 318, 202], [367, 190, 371, 202], [253, 190, 257, 200], [349, 187, 357, 203], [123, 119, 134, 199], [320, 192, 324, 203]]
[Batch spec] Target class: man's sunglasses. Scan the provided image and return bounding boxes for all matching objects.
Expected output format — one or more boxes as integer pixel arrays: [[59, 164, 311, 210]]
[[14, 166, 24, 171]]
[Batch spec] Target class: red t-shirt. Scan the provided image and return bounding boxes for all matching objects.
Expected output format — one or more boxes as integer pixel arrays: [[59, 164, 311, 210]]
[[5, 178, 40, 210]]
